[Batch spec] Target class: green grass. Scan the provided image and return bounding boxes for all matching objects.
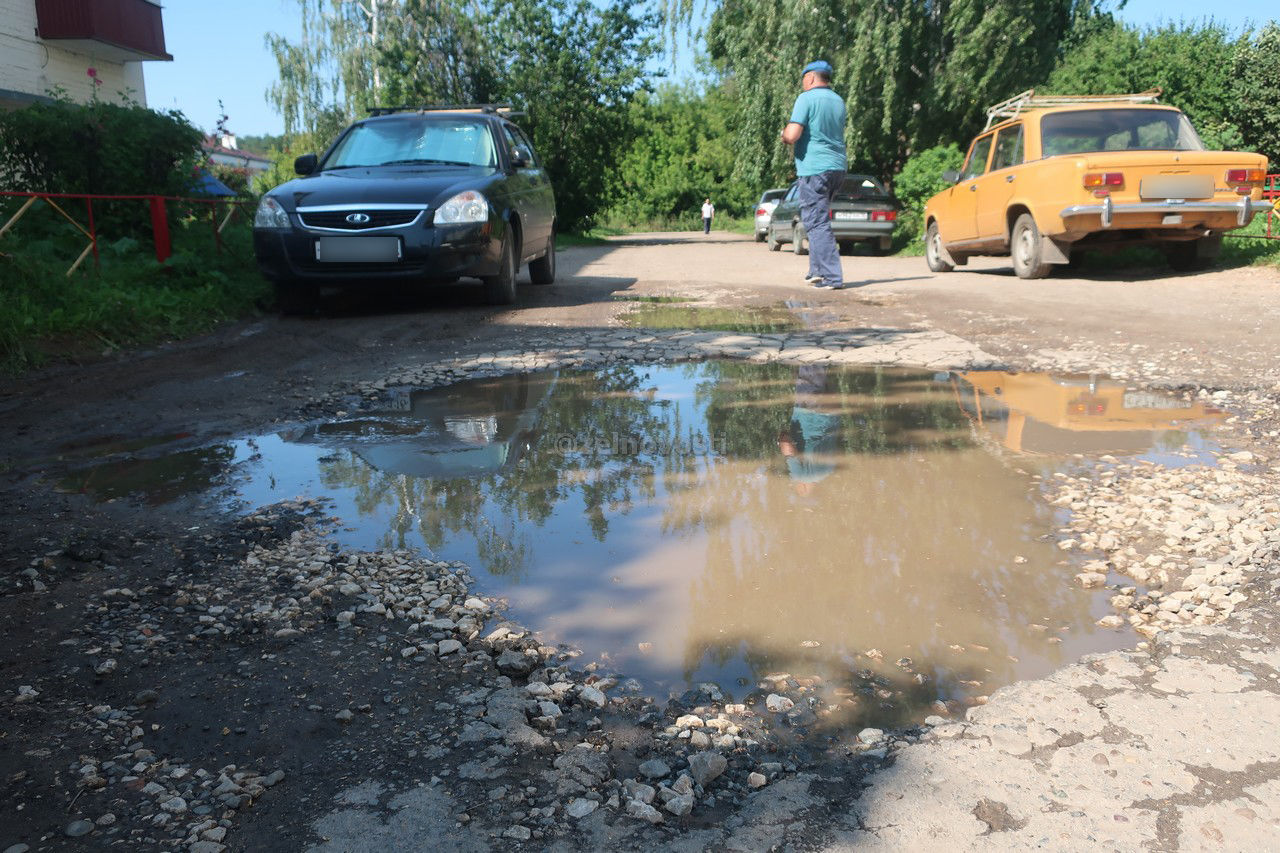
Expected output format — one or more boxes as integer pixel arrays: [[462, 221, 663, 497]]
[[555, 231, 612, 248], [1221, 214, 1280, 268], [0, 201, 268, 372], [611, 294, 693, 303], [622, 304, 803, 333]]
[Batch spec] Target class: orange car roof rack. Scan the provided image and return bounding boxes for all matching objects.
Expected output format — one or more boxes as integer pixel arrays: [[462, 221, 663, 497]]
[[984, 89, 1163, 130]]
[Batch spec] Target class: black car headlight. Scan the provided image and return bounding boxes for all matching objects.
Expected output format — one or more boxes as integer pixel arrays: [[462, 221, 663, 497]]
[[254, 196, 291, 229], [433, 191, 489, 225]]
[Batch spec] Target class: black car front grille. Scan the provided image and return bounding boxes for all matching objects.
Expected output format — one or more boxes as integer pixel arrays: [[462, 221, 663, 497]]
[[298, 209, 423, 230]]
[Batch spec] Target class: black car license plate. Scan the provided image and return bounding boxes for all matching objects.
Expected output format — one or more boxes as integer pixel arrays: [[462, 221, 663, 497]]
[[315, 236, 402, 263]]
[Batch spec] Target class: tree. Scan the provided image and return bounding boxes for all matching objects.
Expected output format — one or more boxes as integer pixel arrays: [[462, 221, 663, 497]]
[[1045, 21, 1245, 150], [1231, 22, 1280, 165], [485, 0, 658, 230], [266, 0, 657, 229], [699, 0, 1105, 189], [604, 84, 756, 226], [377, 0, 496, 106], [266, 0, 395, 145]]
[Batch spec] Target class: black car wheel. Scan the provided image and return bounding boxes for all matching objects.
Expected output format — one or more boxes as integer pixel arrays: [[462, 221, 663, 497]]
[[484, 236, 518, 305], [794, 225, 809, 256], [1165, 238, 1214, 273], [754, 229, 766, 243], [275, 279, 316, 315], [529, 228, 556, 285], [766, 226, 782, 252]]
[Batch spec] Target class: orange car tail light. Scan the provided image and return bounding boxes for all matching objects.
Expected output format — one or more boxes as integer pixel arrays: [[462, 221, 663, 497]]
[[1226, 169, 1265, 183], [870, 210, 896, 222], [1083, 172, 1124, 188]]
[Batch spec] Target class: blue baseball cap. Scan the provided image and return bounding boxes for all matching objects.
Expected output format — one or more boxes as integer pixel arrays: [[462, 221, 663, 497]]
[[802, 60, 833, 77]]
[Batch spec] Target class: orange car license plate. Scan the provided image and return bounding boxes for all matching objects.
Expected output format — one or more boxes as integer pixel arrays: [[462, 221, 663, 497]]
[[1139, 175, 1213, 200]]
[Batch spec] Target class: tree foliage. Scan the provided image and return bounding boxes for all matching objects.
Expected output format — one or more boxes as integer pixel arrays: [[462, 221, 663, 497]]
[[701, 0, 1105, 187], [892, 143, 964, 240], [1231, 22, 1280, 165], [604, 84, 756, 226], [266, 0, 656, 229], [1044, 21, 1245, 150]]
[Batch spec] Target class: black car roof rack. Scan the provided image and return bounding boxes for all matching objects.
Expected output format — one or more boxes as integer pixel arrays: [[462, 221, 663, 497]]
[[366, 103, 523, 117]]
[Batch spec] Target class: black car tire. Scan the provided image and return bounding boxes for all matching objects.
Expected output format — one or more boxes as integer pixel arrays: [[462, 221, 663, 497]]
[[1010, 213, 1051, 280], [838, 241, 853, 255], [766, 227, 782, 252], [755, 230, 766, 243], [529, 229, 556, 285], [484, 237, 518, 305], [925, 221, 953, 273], [274, 279, 316, 315], [794, 225, 809, 256], [1165, 238, 1212, 273]]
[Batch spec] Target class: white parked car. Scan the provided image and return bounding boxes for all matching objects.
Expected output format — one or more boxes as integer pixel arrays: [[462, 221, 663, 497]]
[[754, 188, 788, 242]]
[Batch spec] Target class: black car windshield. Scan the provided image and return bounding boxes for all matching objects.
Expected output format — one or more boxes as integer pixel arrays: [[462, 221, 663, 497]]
[[322, 117, 498, 170], [833, 176, 890, 201], [1040, 109, 1204, 156]]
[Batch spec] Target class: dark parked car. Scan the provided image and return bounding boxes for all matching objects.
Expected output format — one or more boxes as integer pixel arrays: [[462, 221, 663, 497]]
[[766, 175, 898, 255], [253, 105, 556, 311]]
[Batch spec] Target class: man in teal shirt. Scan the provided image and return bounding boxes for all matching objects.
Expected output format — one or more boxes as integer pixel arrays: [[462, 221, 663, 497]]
[[781, 60, 848, 289]]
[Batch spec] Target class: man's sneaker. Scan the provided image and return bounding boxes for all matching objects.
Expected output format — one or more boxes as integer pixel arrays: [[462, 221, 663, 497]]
[[804, 274, 822, 284], [811, 280, 834, 289]]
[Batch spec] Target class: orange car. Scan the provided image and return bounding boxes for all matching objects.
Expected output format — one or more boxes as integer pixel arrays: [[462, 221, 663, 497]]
[[923, 90, 1272, 278]]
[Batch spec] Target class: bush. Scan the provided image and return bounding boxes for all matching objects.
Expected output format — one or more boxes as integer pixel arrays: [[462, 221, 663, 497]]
[[0, 96, 204, 237], [892, 144, 964, 248]]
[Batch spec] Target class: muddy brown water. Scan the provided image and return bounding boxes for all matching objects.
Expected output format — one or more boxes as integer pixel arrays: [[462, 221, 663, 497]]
[[54, 363, 1224, 728]]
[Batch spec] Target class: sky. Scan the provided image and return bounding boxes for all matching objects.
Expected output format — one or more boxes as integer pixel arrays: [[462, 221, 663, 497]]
[[143, 0, 1278, 139]]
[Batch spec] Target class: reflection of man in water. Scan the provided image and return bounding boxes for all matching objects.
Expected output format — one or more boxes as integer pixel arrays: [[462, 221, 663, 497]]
[[777, 365, 842, 495]]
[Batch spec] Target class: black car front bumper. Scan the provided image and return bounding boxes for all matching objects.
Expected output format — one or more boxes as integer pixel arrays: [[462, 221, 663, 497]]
[[253, 221, 503, 284]]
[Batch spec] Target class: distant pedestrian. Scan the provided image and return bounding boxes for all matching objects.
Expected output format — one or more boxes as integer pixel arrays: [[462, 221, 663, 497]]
[[701, 198, 714, 234], [780, 60, 848, 289]]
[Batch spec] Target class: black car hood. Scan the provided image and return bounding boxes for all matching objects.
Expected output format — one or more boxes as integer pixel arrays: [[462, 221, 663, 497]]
[[272, 167, 498, 209]]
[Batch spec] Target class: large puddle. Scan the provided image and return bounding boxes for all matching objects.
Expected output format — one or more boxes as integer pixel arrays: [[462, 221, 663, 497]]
[[56, 364, 1225, 728]]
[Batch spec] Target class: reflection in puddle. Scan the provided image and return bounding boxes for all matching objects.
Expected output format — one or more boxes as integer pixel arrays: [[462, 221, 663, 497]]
[[58, 364, 1225, 727], [951, 371, 1224, 460], [56, 444, 238, 505]]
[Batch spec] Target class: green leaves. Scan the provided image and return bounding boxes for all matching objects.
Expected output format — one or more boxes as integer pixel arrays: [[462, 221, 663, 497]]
[[701, 0, 1102, 186]]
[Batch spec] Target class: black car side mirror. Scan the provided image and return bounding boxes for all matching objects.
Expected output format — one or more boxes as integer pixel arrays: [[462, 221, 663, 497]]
[[942, 170, 961, 184], [294, 153, 318, 176], [510, 147, 531, 169]]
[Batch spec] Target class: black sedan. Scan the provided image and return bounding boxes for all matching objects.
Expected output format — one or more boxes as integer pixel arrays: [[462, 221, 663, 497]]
[[253, 106, 556, 311], [766, 175, 898, 255]]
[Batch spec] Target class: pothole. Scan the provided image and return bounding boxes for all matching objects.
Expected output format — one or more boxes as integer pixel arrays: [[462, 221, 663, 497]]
[[53, 362, 1225, 730]]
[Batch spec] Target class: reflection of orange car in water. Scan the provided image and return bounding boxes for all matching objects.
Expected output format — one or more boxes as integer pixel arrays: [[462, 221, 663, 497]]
[[949, 371, 1224, 454]]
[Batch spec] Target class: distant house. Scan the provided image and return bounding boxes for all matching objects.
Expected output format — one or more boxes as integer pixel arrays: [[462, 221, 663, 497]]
[[203, 134, 274, 188], [0, 0, 172, 111]]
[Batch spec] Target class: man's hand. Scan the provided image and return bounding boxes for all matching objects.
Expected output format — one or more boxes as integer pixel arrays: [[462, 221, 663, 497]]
[[781, 122, 803, 145]]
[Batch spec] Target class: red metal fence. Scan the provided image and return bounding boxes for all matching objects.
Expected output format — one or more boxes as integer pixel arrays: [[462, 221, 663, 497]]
[[1264, 173, 1280, 240], [0, 191, 252, 276]]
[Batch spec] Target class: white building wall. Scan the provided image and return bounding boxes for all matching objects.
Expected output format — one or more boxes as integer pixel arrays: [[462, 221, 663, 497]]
[[0, 0, 148, 106]]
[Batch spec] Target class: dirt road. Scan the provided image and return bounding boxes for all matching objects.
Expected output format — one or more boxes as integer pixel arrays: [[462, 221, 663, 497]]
[[1, 232, 1278, 852]]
